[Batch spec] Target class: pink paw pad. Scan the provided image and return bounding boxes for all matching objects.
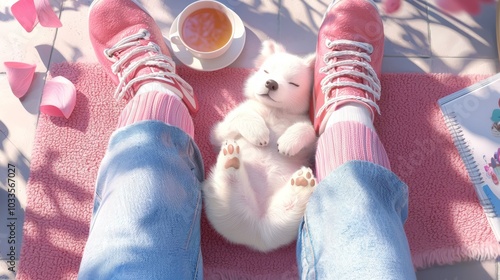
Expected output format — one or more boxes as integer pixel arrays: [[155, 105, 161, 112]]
[[291, 169, 316, 187], [222, 141, 240, 169]]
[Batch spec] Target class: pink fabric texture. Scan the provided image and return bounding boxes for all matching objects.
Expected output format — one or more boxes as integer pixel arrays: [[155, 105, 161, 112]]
[[316, 121, 391, 181], [19, 63, 500, 279], [117, 90, 194, 138]]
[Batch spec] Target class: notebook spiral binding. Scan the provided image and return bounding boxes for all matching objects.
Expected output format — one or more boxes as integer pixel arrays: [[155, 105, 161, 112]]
[[444, 111, 497, 216]]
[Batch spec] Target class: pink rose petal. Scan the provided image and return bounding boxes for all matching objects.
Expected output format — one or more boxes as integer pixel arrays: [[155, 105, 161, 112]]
[[34, 0, 62, 28], [4, 61, 36, 98], [383, 0, 402, 13], [435, 0, 462, 12], [435, 0, 484, 14], [10, 0, 62, 32], [40, 76, 76, 119], [11, 0, 39, 32]]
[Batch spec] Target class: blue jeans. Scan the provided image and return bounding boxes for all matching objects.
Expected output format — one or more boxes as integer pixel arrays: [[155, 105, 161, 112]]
[[297, 161, 416, 280], [78, 121, 204, 279], [78, 121, 415, 279]]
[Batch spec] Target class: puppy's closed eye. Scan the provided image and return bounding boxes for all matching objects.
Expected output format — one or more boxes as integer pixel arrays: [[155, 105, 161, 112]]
[[289, 82, 299, 87]]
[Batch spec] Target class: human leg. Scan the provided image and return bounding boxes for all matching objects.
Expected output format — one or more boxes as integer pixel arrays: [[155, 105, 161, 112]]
[[312, 0, 389, 181], [78, 122, 204, 279], [88, 0, 198, 136], [78, 0, 203, 279], [297, 0, 415, 278], [297, 161, 413, 279]]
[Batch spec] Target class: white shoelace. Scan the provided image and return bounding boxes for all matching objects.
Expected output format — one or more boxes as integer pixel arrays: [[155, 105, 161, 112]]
[[104, 29, 193, 101], [316, 39, 381, 118]]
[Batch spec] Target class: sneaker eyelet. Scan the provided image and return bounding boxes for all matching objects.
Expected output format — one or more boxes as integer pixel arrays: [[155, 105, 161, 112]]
[[325, 39, 334, 48], [366, 45, 373, 54], [103, 49, 117, 62], [103, 49, 112, 58], [323, 55, 330, 64], [142, 29, 151, 40], [147, 42, 160, 53]]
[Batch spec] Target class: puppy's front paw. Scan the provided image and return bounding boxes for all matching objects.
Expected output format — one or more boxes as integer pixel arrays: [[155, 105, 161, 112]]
[[277, 134, 302, 156], [277, 122, 316, 156]]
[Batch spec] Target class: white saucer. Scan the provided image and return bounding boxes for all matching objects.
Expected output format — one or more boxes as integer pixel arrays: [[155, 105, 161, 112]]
[[167, 10, 246, 71]]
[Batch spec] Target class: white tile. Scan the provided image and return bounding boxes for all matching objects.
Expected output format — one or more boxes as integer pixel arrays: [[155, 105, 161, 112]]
[[0, 127, 29, 274], [0, 259, 16, 280], [429, 1, 497, 59], [0, 0, 61, 73], [0, 73, 44, 160], [0, 132, 29, 211], [431, 57, 499, 75], [382, 0, 431, 58], [279, 0, 431, 58], [416, 260, 497, 280], [278, 0, 327, 56], [211, 0, 281, 68], [497, 260, 500, 280], [50, 0, 96, 66], [382, 56, 431, 73]]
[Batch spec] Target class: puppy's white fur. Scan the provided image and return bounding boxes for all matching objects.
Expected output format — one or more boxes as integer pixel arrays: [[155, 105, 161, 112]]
[[202, 40, 317, 252]]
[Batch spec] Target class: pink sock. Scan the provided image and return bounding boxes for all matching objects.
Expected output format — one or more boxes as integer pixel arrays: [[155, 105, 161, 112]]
[[117, 91, 194, 138], [315, 121, 391, 181]]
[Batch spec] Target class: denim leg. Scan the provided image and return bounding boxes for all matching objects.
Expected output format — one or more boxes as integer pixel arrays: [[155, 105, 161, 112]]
[[297, 160, 415, 280], [78, 121, 204, 280]]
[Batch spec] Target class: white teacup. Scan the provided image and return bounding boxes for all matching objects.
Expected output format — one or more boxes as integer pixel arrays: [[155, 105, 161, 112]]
[[169, 0, 236, 60]]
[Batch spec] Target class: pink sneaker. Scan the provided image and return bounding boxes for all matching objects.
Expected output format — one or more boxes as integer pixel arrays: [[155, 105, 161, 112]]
[[312, 0, 384, 134], [88, 0, 198, 115]]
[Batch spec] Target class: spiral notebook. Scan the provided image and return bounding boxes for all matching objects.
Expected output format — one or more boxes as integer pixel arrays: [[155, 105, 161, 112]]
[[438, 73, 500, 242]]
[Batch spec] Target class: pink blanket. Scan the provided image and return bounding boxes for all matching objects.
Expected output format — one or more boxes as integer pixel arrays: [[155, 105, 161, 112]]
[[18, 63, 500, 279]]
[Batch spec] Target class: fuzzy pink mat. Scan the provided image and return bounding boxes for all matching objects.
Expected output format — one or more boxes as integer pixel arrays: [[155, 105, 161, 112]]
[[19, 62, 500, 279]]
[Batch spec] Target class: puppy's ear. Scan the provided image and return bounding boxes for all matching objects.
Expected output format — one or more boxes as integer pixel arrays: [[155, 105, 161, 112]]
[[261, 40, 286, 55], [254, 40, 286, 68], [303, 53, 316, 69]]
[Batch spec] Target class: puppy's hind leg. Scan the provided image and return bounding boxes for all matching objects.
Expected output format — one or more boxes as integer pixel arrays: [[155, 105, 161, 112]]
[[220, 140, 241, 170], [287, 167, 316, 212], [208, 140, 258, 212], [203, 140, 259, 243], [205, 140, 243, 197], [262, 167, 316, 249], [203, 140, 244, 219]]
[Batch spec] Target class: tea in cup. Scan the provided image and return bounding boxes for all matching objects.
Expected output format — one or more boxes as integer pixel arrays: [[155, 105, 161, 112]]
[[169, 1, 235, 59]]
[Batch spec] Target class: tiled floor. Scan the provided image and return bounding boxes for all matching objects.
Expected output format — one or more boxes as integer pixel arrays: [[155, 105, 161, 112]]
[[0, 0, 499, 279]]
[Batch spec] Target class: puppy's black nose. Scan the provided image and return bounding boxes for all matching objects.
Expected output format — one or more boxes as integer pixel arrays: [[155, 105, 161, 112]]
[[265, 79, 278, 91]]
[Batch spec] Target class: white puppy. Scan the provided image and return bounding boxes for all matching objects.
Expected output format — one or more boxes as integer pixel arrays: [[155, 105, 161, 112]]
[[202, 40, 318, 252]]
